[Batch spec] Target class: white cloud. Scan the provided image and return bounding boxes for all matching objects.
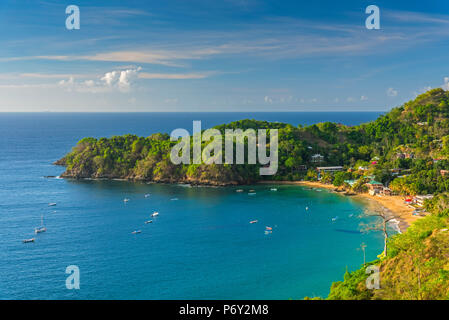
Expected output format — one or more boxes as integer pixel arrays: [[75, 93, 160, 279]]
[[139, 72, 209, 80], [101, 67, 141, 92], [386, 87, 398, 97], [412, 86, 432, 97], [57, 67, 142, 93], [264, 96, 273, 104], [443, 77, 449, 90], [164, 98, 178, 104]]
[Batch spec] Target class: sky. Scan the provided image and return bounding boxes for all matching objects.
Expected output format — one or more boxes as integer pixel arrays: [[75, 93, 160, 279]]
[[1, 0, 449, 112]]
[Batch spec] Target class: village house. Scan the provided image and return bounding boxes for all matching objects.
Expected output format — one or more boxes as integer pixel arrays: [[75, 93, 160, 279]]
[[413, 194, 434, 207], [366, 180, 384, 195], [381, 187, 393, 196], [316, 166, 343, 180], [396, 152, 415, 159], [311, 154, 324, 163], [344, 179, 357, 188]]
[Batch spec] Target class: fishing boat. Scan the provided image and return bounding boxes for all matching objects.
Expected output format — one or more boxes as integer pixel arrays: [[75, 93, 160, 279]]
[[266, 226, 273, 231], [131, 230, 141, 234], [249, 220, 258, 224], [123, 198, 130, 203], [144, 194, 150, 198], [270, 188, 277, 191], [332, 216, 339, 222], [23, 238, 35, 243], [48, 203, 56, 207], [151, 212, 159, 217], [236, 189, 244, 193], [145, 220, 153, 224], [35, 215, 47, 234]]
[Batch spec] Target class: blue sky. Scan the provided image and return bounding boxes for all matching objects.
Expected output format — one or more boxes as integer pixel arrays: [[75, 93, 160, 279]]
[[1, 0, 449, 112]]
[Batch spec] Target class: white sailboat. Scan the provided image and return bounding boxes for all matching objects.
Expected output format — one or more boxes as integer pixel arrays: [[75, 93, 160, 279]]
[[35, 215, 47, 234]]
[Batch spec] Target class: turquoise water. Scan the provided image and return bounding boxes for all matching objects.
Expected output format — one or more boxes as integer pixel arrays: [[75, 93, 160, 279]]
[[0, 112, 386, 299]]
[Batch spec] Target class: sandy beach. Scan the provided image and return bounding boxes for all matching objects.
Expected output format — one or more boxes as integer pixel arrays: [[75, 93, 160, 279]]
[[259, 180, 420, 233]]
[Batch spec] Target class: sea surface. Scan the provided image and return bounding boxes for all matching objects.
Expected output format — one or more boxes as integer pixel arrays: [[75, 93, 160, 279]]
[[0, 112, 389, 299]]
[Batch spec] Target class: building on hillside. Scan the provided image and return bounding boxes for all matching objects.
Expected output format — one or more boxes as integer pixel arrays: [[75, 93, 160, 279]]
[[390, 168, 411, 176], [316, 166, 343, 180], [366, 180, 384, 195], [396, 152, 415, 159], [381, 187, 393, 196], [311, 154, 324, 164], [413, 194, 434, 207], [344, 180, 357, 188], [358, 166, 369, 171]]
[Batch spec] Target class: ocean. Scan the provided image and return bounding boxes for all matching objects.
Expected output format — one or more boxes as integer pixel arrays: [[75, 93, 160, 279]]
[[0, 112, 387, 299]]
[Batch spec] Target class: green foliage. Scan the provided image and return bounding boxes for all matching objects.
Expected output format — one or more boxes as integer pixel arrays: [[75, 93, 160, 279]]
[[56, 88, 449, 300]]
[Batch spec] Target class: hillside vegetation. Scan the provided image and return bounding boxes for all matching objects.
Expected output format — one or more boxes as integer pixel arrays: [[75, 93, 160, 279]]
[[56, 88, 449, 299], [56, 89, 449, 190]]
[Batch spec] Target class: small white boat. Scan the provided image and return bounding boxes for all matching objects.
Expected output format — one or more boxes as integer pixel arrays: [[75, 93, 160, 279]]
[[131, 230, 141, 234], [48, 203, 57, 207], [264, 230, 272, 235], [270, 188, 277, 191], [35, 215, 46, 234], [170, 198, 179, 201], [145, 220, 153, 224], [151, 212, 159, 217], [23, 238, 35, 243], [249, 220, 258, 224], [144, 194, 150, 198], [332, 216, 338, 222], [123, 198, 130, 203], [35, 227, 46, 234], [305, 207, 309, 211], [236, 189, 244, 193]]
